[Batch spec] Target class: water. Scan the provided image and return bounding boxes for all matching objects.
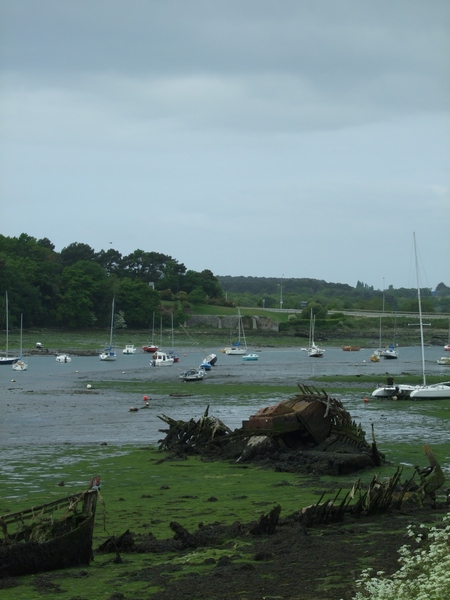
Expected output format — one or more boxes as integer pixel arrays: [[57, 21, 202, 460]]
[[1, 345, 449, 476]]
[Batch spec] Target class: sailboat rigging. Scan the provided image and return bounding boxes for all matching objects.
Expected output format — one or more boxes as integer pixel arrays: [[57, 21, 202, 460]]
[[12, 313, 28, 371], [409, 233, 450, 399], [226, 309, 248, 355], [1, 292, 20, 366], [142, 312, 158, 353], [306, 308, 324, 358], [100, 297, 116, 361], [444, 319, 450, 352]]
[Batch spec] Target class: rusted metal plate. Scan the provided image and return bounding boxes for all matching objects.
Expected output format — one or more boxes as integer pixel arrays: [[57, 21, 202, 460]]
[[242, 399, 332, 444]]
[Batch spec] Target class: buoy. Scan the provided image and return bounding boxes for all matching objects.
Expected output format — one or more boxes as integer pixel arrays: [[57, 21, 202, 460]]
[[129, 407, 139, 412], [11, 379, 16, 382], [184, 353, 187, 356], [364, 397, 369, 403], [87, 384, 92, 389], [143, 395, 148, 402]]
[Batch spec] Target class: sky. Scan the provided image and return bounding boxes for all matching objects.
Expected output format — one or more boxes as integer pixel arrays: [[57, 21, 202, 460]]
[[1, 1, 449, 291]]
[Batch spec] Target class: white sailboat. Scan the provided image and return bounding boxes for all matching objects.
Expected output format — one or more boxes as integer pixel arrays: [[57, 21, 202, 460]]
[[379, 318, 398, 359], [307, 309, 324, 358], [225, 309, 248, 355], [100, 297, 116, 361], [12, 313, 28, 371], [1, 292, 20, 366], [409, 233, 450, 400], [444, 320, 450, 352]]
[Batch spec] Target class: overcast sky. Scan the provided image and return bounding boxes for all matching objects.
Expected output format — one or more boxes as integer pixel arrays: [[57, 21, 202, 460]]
[[1, 1, 448, 291]]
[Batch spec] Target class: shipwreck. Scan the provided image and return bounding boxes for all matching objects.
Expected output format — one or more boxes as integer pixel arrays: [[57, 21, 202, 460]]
[[158, 385, 383, 475]]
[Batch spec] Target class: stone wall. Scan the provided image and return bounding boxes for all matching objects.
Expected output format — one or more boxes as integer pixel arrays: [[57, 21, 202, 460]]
[[184, 314, 279, 332]]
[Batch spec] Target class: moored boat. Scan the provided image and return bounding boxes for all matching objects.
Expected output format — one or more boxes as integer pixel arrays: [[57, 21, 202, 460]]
[[226, 309, 248, 355], [180, 368, 205, 382], [371, 377, 417, 399], [204, 353, 217, 366], [306, 310, 325, 357], [56, 354, 71, 363], [0, 292, 19, 366], [0, 486, 98, 578], [369, 350, 380, 362], [410, 382, 450, 400], [150, 351, 174, 366], [342, 346, 360, 352], [380, 345, 398, 359], [123, 344, 136, 355], [243, 353, 259, 361], [142, 344, 158, 353], [12, 359, 28, 371], [437, 356, 450, 366], [100, 297, 116, 361]]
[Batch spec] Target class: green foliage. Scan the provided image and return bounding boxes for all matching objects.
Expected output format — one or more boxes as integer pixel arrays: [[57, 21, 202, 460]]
[[350, 513, 450, 599], [1, 233, 448, 331]]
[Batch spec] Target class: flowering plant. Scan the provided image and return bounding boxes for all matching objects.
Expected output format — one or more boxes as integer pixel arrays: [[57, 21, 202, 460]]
[[348, 512, 450, 600]]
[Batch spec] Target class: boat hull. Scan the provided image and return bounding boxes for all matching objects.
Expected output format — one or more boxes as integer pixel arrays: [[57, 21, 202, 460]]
[[0, 490, 97, 578], [410, 383, 450, 400], [12, 359, 28, 371], [180, 368, 204, 382], [437, 357, 450, 366], [0, 357, 19, 365], [150, 351, 174, 366], [142, 345, 158, 353], [226, 347, 247, 355], [242, 397, 332, 445], [56, 354, 71, 363]]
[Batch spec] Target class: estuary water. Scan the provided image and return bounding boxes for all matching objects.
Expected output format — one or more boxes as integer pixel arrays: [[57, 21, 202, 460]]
[[1, 343, 449, 444], [1, 344, 449, 487]]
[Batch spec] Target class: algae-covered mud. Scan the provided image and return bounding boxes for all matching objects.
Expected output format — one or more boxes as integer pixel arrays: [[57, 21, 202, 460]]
[[1, 345, 449, 599]]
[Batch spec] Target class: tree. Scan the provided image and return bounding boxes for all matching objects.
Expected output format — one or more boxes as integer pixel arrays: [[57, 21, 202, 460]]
[[60, 242, 96, 267], [189, 286, 207, 305], [56, 261, 109, 327], [116, 279, 160, 328]]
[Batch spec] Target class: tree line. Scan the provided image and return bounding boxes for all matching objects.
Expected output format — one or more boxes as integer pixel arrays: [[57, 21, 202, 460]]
[[0, 234, 224, 329], [1, 233, 448, 331], [218, 276, 450, 314]]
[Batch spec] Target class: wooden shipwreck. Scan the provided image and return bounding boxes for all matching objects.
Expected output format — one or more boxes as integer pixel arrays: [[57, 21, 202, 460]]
[[0, 486, 98, 578], [241, 385, 368, 450]]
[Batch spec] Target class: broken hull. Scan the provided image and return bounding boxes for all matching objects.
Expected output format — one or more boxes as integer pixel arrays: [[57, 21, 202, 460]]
[[242, 398, 332, 445], [0, 490, 97, 578]]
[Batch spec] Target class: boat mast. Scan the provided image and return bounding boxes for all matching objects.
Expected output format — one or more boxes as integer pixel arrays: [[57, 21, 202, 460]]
[[413, 232, 426, 386], [109, 296, 115, 348], [5, 292, 9, 358]]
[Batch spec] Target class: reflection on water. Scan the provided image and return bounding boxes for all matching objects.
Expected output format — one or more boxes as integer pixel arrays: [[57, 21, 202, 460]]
[[1, 345, 449, 481]]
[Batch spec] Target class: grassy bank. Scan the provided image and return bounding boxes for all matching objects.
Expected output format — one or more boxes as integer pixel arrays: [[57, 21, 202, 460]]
[[4, 307, 450, 354], [1, 444, 441, 600]]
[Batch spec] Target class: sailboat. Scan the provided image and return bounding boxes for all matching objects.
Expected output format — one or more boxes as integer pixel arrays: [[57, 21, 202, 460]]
[[1, 292, 20, 366], [380, 318, 398, 359], [370, 316, 381, 362], [444, 320, 450, 351], [100, 297, 116, 361], [409, 233, 450, 400], [306, 309, 324, 358], [142, 312, 158, 353], [225, 309, 248, 355], [12, 313, 28, 371], [167, 313, 179, 363]]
